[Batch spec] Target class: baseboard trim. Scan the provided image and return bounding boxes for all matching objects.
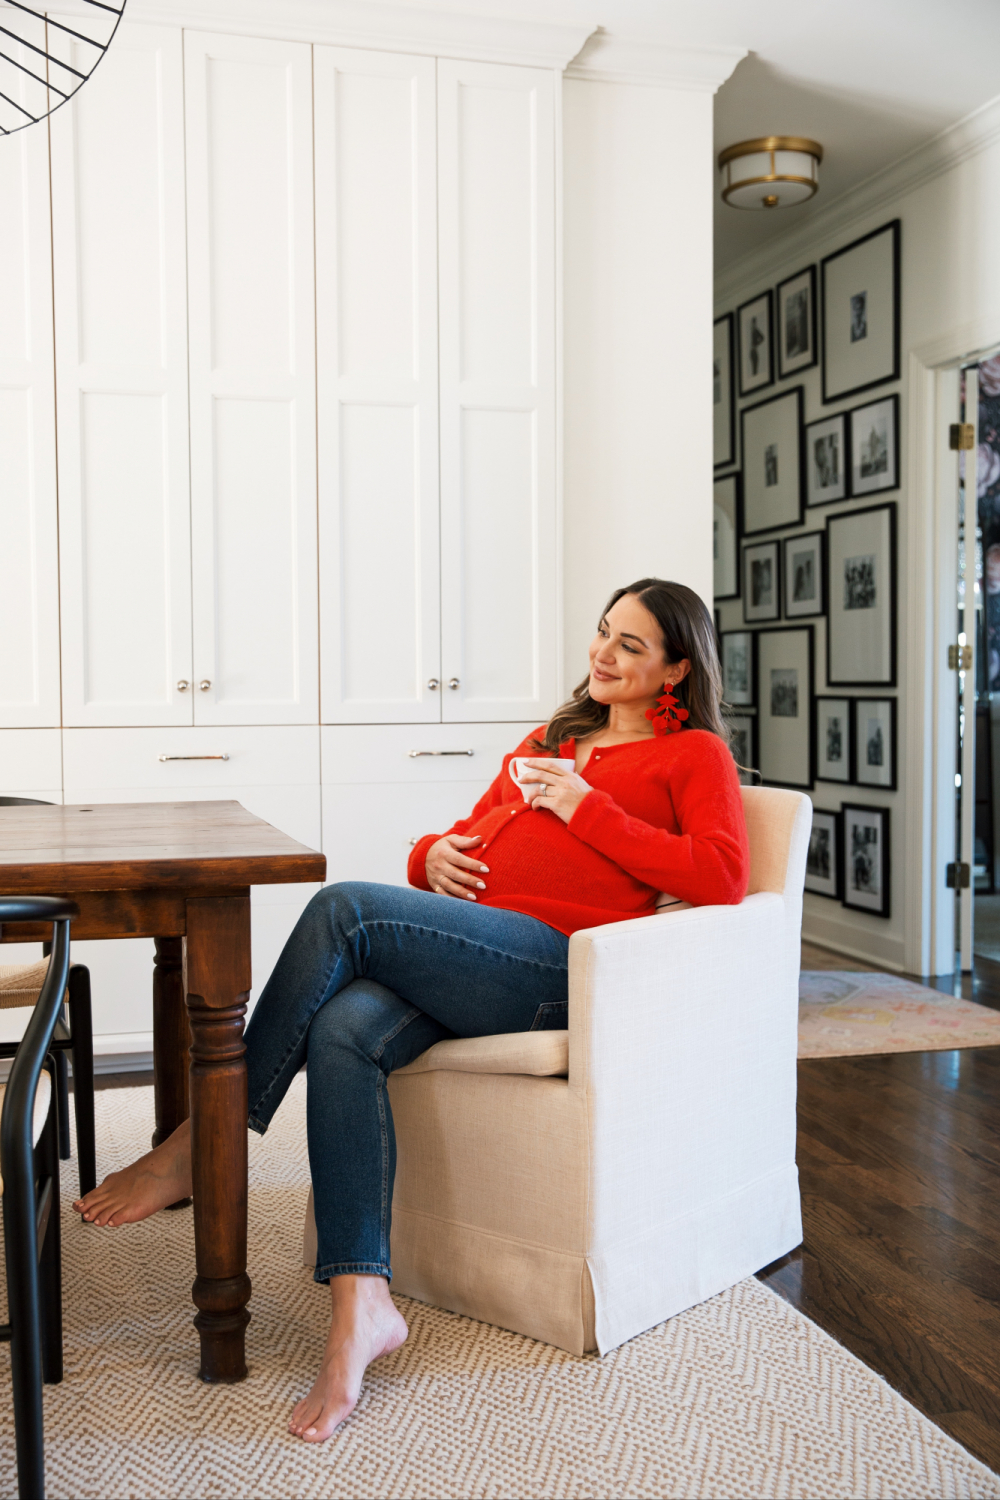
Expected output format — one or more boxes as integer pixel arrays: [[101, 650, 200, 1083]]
[[92, 1031, 154, 1076], [802, 909, 906, 971]]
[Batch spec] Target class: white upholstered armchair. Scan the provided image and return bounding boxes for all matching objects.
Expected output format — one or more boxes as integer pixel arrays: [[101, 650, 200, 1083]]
[[305, 785, 812, 1356]]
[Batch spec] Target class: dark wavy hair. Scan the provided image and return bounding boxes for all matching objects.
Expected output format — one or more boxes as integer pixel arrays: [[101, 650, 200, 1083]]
[[529, 578, 727, 754]]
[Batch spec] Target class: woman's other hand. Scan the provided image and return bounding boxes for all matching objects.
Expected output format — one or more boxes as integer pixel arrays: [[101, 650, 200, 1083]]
[[425, 834, 489, 900], [525, 759, 592, 825]]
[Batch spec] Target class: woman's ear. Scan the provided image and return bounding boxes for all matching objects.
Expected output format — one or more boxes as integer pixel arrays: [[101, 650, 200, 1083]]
[[665, 658, 692, 687]]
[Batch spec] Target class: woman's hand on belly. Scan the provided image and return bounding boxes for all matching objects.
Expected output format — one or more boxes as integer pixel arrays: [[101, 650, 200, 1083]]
[[425, 834, 490, 901], [524, 759, 593, 825]]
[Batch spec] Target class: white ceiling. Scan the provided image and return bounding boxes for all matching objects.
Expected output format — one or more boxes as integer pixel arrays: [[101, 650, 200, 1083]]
[[389, 0, 1000, 271]]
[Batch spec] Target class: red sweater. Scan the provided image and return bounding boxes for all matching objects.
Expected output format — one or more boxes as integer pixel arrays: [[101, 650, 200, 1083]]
[[406, 728, 750, 936]]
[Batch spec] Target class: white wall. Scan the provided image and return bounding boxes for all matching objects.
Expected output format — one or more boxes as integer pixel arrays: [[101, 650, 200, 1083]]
[[563, 79, 716, 686], [714, 98, 1000, 974]]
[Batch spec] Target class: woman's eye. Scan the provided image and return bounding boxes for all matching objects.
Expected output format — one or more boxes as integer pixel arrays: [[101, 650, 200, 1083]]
[[622, 644, 637, 654]]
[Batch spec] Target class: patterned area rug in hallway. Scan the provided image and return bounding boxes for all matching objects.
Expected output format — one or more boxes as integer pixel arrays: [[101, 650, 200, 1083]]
[[0, 1081, 996, 1500], [799, 970, 1000, 1058]]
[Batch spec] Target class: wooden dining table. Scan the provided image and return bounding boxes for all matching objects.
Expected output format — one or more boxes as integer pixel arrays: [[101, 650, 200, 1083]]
[[0, 799, 326, 1383]]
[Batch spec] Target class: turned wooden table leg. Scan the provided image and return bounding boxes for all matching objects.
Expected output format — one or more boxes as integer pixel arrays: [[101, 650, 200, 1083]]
[[152, 937, 190, 1150], [184, 895, 252, 1384]]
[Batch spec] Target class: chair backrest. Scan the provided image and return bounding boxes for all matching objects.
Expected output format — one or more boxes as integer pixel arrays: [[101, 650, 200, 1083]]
[[741, 785, 812, 901], [0, 798, 53, 807]]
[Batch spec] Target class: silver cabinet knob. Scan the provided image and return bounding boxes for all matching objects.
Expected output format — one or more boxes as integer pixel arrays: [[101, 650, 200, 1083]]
[[448, 677, 460, 690], [177, 679, 190, 692], [199, 679, 211, 691], [427, 678, 439, 690]]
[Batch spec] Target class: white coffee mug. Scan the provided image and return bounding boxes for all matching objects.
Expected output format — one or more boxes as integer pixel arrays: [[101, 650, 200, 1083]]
[[509, 755, 573, 803]]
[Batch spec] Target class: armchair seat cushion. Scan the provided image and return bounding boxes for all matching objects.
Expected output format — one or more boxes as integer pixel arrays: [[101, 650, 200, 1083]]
[[394, 1030, 568, 1078]]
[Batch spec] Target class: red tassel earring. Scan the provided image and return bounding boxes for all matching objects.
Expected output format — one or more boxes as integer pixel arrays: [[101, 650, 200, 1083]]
[[646, 682, 689, 737]]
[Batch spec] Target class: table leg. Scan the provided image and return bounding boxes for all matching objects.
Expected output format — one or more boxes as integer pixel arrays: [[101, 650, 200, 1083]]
[[152, 937, 190, 1150], [184, 895, 252, 1383]]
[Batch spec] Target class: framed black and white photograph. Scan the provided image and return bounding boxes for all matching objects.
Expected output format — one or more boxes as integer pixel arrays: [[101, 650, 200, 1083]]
[[821, 220, 900, 403], [713, 473, 741, 600], [849, 393, 899, 496], [805, 412, 848, 506], [737, 289, 774, 397], [805, 807, 841, 900], [742, 540, 780, 624], [721, 630, 755, 706], [783, 530, 825, 619], [726, 713, 757, 780], [777, 265, 817, 380], [814, 696, 853, 783], [741, 387, 804, 535], [854, 697, 897, 790], [714, 313, 736, 468], [826, 502, 897, 687], [757, 626, 814, 790], [842, 802, 891, 917]]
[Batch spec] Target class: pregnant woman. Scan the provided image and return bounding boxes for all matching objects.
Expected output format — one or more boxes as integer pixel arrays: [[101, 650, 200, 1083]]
[[75, 577, 750, 1442]]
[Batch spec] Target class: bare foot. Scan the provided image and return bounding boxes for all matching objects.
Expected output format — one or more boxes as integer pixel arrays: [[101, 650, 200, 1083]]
[[73, 1119, 193, 1227], [288, 1274, 408, 1442]]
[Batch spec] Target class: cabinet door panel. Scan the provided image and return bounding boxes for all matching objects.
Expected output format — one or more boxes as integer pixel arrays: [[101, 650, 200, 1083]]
[[185, 32, 318, 725], [323, 783, 492, 888], [438, 61, 558, 724], [315, 48, 440, 724], [0, 58, 59, 727], [52, 22, 192, 727]]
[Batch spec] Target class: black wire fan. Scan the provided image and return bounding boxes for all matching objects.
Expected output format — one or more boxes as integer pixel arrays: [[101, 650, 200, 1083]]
[[0, 0, 126, 136]]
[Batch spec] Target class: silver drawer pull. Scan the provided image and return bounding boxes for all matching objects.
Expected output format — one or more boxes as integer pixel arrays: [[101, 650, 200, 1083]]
[[408, 749, 474, 758], [158, 754, 230, 762]]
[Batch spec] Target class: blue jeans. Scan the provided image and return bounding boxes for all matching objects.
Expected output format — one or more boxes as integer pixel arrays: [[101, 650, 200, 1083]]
[[244, 882, 570, 1283]]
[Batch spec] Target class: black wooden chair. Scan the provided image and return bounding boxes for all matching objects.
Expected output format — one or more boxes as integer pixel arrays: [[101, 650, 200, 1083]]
[[0, 800, 96, 1196], [0, 894, 77, 1500]]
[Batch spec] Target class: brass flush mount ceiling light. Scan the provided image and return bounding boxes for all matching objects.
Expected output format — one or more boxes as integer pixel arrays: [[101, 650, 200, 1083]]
[[718, 137, 823, 210]]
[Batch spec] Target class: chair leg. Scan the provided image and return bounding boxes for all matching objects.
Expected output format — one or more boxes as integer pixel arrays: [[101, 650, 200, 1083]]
[[38, 1065, 63, 1387], [53, 1050, 70, 1162], [67, 966, 96, 1197], [4, 1120, 46, 1500]]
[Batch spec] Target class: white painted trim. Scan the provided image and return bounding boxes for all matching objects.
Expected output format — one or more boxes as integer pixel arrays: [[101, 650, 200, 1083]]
[[565, 31, 745, 93], [553, 67, 566, 709], [716, 91, 1000, 303], [125, 0, 596, 68], [0, 1032, 154, 1084], [802, 909, 905, 973]]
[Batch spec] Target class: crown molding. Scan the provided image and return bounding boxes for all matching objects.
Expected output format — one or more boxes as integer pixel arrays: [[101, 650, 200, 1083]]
[[565, 31, 745, 93], [715, 90, 1000, 307], [126, 0, 597, 68]]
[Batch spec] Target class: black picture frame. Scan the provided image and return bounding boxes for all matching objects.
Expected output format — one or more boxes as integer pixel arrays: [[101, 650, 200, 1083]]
[[826, 501, 897, 687], [849, 392, 900, 497], [854, 696, 897, 791], [841, 801, 891, 918], [783, 530, 825, 619], [713, 473, 742, 600], [814, 696, 854, 784], [714, 313, 736, 469], [741, 386, 805, 536], [777, 264, 817, 380], [742, 539, 781, 624], [805, 807, 842, 900], [821, 220, 901, 403], [726, 711, 758, 783], [721, 629, 756, 706], [805, 412, 849, 507], [756, 625, 815, 790], [737, 289, 775, 397]]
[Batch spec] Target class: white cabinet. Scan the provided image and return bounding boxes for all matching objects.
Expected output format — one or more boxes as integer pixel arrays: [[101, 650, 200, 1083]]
[[315, 47, 441, 726], [0, 69, 59, 728], [438, 61, 558, 724], [51, 23, 193, 728], [185, 31, 319, 727]]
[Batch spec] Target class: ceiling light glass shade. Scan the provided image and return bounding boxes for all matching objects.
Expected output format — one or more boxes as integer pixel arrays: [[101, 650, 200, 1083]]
[[718, 137, 823, 210]]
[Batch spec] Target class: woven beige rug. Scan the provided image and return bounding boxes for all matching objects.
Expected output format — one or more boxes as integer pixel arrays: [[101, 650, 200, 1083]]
[[799, 971, 1000, 1059], [0, 1080, 995, 1500]]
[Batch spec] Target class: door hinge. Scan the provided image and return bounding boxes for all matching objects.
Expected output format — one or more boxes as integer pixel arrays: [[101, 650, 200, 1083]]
[[950, 423, 975, 450], [946, 861, 971, 889], [948, 644, 973, 670]]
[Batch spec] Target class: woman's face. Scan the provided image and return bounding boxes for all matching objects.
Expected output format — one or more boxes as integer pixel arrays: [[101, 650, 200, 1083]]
[[587, 594, 690, 707]]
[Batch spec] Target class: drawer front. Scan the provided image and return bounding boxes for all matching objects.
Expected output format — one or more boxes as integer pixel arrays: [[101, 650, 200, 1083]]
[[63, 726, 320, 789], [323, 781, 491, 887], [321, 722, 538, 786], [0, 729, 63, 798]]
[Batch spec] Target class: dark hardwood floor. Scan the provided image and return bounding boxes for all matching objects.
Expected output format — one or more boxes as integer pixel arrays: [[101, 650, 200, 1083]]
[[760, 947, 1000, 1473]]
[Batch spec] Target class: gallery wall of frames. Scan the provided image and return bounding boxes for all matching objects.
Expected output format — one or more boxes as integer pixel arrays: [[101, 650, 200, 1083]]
[[713, 219, 900, 921]]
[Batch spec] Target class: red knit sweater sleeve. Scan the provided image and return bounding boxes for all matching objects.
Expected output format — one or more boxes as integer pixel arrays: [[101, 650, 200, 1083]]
[[566, 732, 749, 905], [406, 761, 514, 891]]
